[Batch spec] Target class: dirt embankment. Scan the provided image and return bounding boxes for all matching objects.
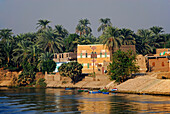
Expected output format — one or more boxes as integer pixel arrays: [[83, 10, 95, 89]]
[[46, 74, 114, 89], [115, 72, 170, 95]]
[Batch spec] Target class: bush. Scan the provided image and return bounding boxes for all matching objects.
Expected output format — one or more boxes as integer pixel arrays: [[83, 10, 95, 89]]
[[108, 50, 139, 83], [18, 61, 36, 86], [58, 62, 83, 84], [35, 78, 47, 88], [42, 60, 56, 74]]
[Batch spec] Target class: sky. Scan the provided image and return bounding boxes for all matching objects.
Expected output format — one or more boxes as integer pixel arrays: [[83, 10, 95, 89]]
[[0, 0, 170, 37]]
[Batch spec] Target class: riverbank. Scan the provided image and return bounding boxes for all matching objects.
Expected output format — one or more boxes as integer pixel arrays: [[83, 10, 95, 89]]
[[115, 72, 170, 96], [1, 70, 170, 96]]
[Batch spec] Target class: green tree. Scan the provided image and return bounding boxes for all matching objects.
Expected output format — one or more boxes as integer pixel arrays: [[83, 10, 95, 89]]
[[36, 19, 51, 29], [0, 29, 13, 41], [136, 29, 154, 55], [58, 62, 83, 84], [97, 18, 112, 33], [100, 26, 122, 59], [54, 25, 69, 38], [150, 26, 164, 36], [160, 34, 170, 48], [0, 39, 14, 67], [64, 34, 80, 52], [38, 52, 54, 71], [37, 28, 63, 53], [108, 50, 139, 83], [76, 19, 92, 36], [13, 40, 33, 66], [42, 60, 56, 74], [120, 28, 136, 45]]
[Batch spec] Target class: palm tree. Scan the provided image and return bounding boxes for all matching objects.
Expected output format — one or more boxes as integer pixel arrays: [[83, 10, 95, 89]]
[[64, 33, 80, 52], [73, 36, 92, 45], [54, 25, 69, 38], [120, 28, 136, 45], [100, 26, 122, 59], [76, 19, 92, 36], [12, 40, 33, 66], [160, 34, 170, 48], [37, 52, 54, 71], [37, 28, 63, 53], [150, 26, 164, 35], [97, 18, 112, 33], [36, 19, 51, 31], [136, 29, 154, 55], [0, 39, 14, 67], [0, 29, 13, 41]]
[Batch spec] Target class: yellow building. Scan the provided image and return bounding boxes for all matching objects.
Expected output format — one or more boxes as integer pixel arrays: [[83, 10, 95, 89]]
[[77, 44, 111, 73]]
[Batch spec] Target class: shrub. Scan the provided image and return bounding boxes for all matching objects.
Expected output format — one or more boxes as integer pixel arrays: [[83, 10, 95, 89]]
[[108, 50, 139, 83], [58, 62, 83, 84], [36, 78, 47, 88], [42, 60, 56, 74]]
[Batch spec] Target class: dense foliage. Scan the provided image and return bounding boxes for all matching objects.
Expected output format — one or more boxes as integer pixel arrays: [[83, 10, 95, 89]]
[[108, 50, 139, 83], [58, 62, 83, 84], [0, 18, 169, 86], [42, 60, 56, 74]]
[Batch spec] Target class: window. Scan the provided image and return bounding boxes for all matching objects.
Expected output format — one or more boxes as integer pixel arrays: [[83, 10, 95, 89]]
[[100, 53, 102, 58], [91, 52, 94, 58], [62, 54, 63, 58], [152, 62, 155, 66], [162, 62, 164, 66], [94, 52, 97, 58], [80, 53, 82, 58], [86, 53, 88, 58], [87, 63, 89, 68], [55, 54, 57, 58], [59, 55, 61, 58], [105, 52, 107, 58], [91, 52, 97, 58], [66, 54, 68, 57]]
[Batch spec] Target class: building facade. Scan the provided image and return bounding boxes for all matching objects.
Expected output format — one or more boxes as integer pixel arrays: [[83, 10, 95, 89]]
[[53, 52, 77, 72], [53, 52, 77, 62], [77, 44, 111, 73], [147, 48, 170, 72]]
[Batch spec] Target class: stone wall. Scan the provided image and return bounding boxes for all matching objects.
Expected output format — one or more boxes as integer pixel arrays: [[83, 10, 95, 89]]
[[136, 55, 147, 73], [45, 72, 62, 82]]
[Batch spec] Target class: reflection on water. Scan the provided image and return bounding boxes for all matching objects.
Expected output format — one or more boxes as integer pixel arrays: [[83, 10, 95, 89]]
[[1, 87, 170, 113]]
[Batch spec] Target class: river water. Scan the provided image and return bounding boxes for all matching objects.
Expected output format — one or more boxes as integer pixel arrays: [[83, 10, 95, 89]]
[[1, 87, 170, 114]]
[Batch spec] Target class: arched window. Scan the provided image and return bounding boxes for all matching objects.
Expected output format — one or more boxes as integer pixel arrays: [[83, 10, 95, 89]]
[[86, 53, 88, 58], [162, 62, 164, 66], [152, 62, 155, 66]]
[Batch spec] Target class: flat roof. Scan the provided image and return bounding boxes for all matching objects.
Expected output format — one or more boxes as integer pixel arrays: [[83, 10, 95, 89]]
[[77, 44, 103, 46]]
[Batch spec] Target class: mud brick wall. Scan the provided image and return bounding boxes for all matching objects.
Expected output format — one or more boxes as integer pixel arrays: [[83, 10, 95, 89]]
[[149, 58, 169, 72]]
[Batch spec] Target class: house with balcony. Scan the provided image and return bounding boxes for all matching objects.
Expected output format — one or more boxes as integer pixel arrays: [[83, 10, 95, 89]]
[[53, 52, 77, 72]]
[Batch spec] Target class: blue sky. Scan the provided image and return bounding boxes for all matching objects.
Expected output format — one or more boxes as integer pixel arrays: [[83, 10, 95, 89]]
[[0, 0, 170, 37]]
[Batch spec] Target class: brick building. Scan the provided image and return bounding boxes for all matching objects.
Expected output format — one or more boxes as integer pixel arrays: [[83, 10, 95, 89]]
[[77, 44, 110, 73], [148, 56, 170, 72], [147, 48, 170, 72]]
